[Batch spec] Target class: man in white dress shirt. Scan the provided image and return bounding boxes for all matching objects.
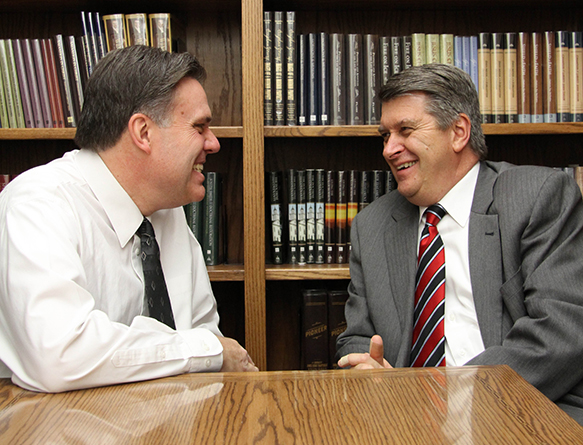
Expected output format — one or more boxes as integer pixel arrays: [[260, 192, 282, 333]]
[[0, 45, 258, 393]]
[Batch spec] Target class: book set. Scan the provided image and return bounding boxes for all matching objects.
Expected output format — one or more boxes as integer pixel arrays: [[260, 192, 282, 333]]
[[0, 11, 184, 129], [267, 168, 396, 266], [301, 288, 348, 370]]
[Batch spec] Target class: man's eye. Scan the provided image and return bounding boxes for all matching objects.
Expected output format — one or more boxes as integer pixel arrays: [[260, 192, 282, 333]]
[[193, 125, 204, 133], [381, 132, 390, 142]]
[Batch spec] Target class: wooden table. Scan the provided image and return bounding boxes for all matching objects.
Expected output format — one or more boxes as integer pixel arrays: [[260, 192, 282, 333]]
[[1, 365, 582, 444]]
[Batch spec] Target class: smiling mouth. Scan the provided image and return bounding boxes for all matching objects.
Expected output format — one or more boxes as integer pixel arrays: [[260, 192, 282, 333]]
[[193, 164, 203, 173], [397, 161, 417, 171]]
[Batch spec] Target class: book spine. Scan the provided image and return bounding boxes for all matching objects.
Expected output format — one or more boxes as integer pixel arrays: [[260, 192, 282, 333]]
[[346, 170, 359, 259], [86, 12, 100, 66], [31, 39, 53, 128], [425, 34, 440, 64], [315, 169, 325, 264], [572, 32, 583, 122], [504, 33, 519, 123], [531, 32, 544, 123], [385, 170, 397, 194], [543, 31, 557, 122], [411, 33, 426, 66], [380, 36, 391, 84], [335, 170, 347, 264], [324, 170, 336, 264], [363, 34, 380, 125], [43, 39, 65, 128], [454, 35, 463, 70], [80, 11, 96, 76], [297, 34, 307, 126], [11, 40, 34, 128], [126, 13, 150, 46], [191, 201, 204, 242], [478, 33, 492, 123], [149, 14, 175, 52], [307, 33, 319, 125], [285, 11, 296, 125], [273, 12, 285, 126], [330, 33, 346, 126], [93, 12, 107, 59], [491, 33, 505, 123], [263, 11, 274, 126], [301, 289, 328, 370], [470, 35, 479, 91], [267, 171, 284, 264], [306, 169, 316, 264], [4, 40, 25, 128], [202, 172, 223, 265], [297, 169, 307, 265], [287, 169, 299, 264], [21, 39, 45, 128], [318, 32, 329, 126], [401, 35, 412, 70], [359, 170, 371, 211], [440, 34, 454, 65], [462, 36, 471, 75], [40, 39, 60, 128], [517, 32, 531, 123], [103, 14, 127, 51], [371, 170, 386, 202], [556, 31, 572, 122], [66, 36, 85, 120], [346, 34, 363, 125], [53, 35, 77, 127], [327, 290, 348, 368], [0, 40, 19, 128]]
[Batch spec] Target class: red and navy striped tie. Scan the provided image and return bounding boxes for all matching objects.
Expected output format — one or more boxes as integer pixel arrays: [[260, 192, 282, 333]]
[[411, 204, 446, 367]]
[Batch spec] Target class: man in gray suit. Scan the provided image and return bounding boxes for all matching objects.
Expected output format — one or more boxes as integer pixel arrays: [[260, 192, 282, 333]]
[[336, 63, 583, 425]]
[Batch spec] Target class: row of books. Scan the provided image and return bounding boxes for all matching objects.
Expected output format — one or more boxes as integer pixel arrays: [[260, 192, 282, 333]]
[[0, 12, 183, 129], [183, 172, 224, 266], [301, 288, 348, 370], [267, 169, 396, 265]]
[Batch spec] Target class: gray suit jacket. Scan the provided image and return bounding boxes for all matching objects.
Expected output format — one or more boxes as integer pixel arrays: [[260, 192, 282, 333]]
[[337, 161, 583, 424]]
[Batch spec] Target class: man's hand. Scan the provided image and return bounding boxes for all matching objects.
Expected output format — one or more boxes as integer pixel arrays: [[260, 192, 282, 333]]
[[218, 336, 259, 372], [337, 335, 392, 369]]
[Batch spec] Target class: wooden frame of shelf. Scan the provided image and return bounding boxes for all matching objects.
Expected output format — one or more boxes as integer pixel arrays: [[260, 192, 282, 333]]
[[0, 127, 244, 139]]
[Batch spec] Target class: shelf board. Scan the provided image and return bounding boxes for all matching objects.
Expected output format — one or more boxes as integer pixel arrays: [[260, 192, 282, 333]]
[[207, 264, 245, 281], [0, 126, 243, 140], [266, 264, 350, 280], [264, 122, 583, 137]]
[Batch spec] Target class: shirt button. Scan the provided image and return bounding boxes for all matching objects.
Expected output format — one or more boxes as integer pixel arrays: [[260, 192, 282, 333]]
[[160, 350, 166, 360], [205, 359, 211, 368], [460, 349, 466, 357], [202, 341, 210, 352]]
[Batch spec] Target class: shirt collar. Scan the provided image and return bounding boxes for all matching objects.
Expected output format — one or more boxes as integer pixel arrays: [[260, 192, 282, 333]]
[[75, 149, 144, 248], [419, 162, 480, 228]]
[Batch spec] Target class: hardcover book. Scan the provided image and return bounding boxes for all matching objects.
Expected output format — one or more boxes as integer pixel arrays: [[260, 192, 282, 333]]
[[273, 12, 285, 125], [297, 34, 307, 126], [305, 169, 316, 264], [425, 34, 440, 64], [359, 170, 371, 211], [324, 170, 336, 264], [556, 31, 571, 122], [102, 14, 127, 51], [263, 11, 273, 126], [543, 31, 557, 122], [267, 171, 284, 264], [531, 32, 544, 123], [297, 169, 307, 265], [346, 34, 363, 125], [31, 39, 53, 128], [41, 38, 65, 128], [21, 39, 45, 128], [478, 33, 492, 123], [184, 200, 203, 241], [318, 32, 330, 126], [401, 35, 413, 70], [346, 170, 359, 259], [0, 40, 19, 128], [411, 33, 426, 66], [330, 33, 346, 126], [1, 40, 25, 128], [126, 13, 149, 46], [440, 34, 454, 65], [517, 32, 531, 123], [11, 39, 34, 128], [287, 169, 299, 264], [390, 36, 403, 76], [380, 36, 391, 84], [315, 168, 326, 264], [149, 13, 186, 53], [363, 34, 380, 125], [335, 170, 348, 264], [491, 33, 505, 123], [202, 172, 224, 266], [504, 33, 519, 123], [80, 11, 97, 75], [371, 170, 386, 202], [285, 11, 296, 125], [572, 32, 583, 122], [327, 290, 348, 368], [307, 33, 319, 125], [301, 289, 328, 371]]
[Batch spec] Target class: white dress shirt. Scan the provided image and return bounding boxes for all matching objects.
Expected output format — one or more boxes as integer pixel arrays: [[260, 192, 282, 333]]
[[418, 162, 485, 366], [0, 149, 223, 392]]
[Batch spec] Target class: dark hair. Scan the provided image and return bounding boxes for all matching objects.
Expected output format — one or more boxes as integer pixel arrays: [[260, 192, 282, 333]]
[[379, 63, 487, 160], [75, 45, 207, 152]]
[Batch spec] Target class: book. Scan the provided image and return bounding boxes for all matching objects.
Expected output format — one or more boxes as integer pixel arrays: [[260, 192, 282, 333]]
[[0, 60, 10, 127], [556, 31, 571, 122], [53, 35, 77, 127], [426, 34, 440, 64], [411, 33, 426, 66], [571, 32, 583, 122], [263, 11, 274, 126], [287, 169, 299, 264], [470, 35, 479, 91], [297, 169, 307, 265], [202, 172, 223, 265], [11, 40, 34, 128], [324, 170, 336, 264], [93, 12, 107, 60], [346, 34, 363, 125], [315, 169, 326, 264], [335, 171, 348, 264], [462, 36, 471, 75], [385, 170, 397, 194], [273, 12, 285, 125], [380, 36, 391, 84], [454, 35, 463, 71], [440, 34, 454, 65], [359, 170, 372, 211], [80, 11, 97, 76], [346, 170, 359, 259], [517, 32, 531, 123], [21, 39, 45, 128], [149, 13, 186, 53], [102, 14, 127, 51], [330, 33, 346, 126], [126, 13, 150, 46], [531, 32, 544, 123], [65, 36, 85, 121], [401, 35, 413, 70], [363, 34, 380, 125], [491, 33, 505, 123], [41, 39, 65, 128], [504, 33, 519, 123], [371, 170, 386, 202], [2, 40, 25, 128], [31, 39, 53, 128], [297, 34, 307, 126], [267, 171, 284, 264], [0, 40, 19, 128], [543, 31, 557, 122], [327, 290, 348, 368], [478, 33, 492, 123], [305, 169, 316, 264], [184, 200, 203, 241], [307, 33, 319, 125], [318, 32, 329, 126], [285, 11, 296, 125], [301, 289, 328, 370]]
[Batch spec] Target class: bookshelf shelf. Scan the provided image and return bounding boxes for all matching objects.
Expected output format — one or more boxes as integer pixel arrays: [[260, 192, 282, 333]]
[[266, 264, 350, 280], [207, 264, 245, 281]]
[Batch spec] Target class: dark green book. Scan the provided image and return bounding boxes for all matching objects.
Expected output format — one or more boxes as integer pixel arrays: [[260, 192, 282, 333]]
[[346, 34, 363, 125], [301, 289, 328, 370], [184, 200, 203, 241], [202, 172, 223, 266]]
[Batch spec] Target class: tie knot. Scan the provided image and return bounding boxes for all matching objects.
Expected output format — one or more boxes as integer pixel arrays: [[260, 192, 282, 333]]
[[425, 204, 446, 226], [137, 218, 155, 238]]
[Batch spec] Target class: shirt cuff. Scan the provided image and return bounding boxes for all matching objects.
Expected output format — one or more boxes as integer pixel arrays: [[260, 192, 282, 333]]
[[177, 328, 223, 372]]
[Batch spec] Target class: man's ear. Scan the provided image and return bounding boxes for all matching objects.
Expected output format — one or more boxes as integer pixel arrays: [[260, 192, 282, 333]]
[[451, 113, 472, 153], [128, 113, 152, 155]]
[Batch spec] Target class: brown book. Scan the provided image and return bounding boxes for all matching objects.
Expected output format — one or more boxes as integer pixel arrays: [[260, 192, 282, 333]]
[[41, 39, 65, 128], [335, 171, 348, 264], [491, 33, 505, 123], [103, 14, 127, 51], [324, 170, 336, 264], [504, 33, 519, 123], [543, 31, 557, 122], [301, 289, 328, 370], [517, 32, 531, 123], [126, 13, 149, 46], [555, 31, 571, 122], [571, 32, 583, 122], [328, 290, 348, 369], [531, 32, 544, 123]]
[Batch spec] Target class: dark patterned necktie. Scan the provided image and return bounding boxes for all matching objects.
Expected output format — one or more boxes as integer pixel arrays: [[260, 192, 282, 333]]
[[137, 218, 176, 329], [411, 204, 446, 367]]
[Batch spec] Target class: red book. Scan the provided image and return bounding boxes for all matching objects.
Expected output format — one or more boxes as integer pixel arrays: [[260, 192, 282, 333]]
[[41, 39, 65, 128]]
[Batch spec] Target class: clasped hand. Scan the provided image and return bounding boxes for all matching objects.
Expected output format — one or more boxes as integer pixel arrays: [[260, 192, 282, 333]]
[[338, 335, 392, 369]]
